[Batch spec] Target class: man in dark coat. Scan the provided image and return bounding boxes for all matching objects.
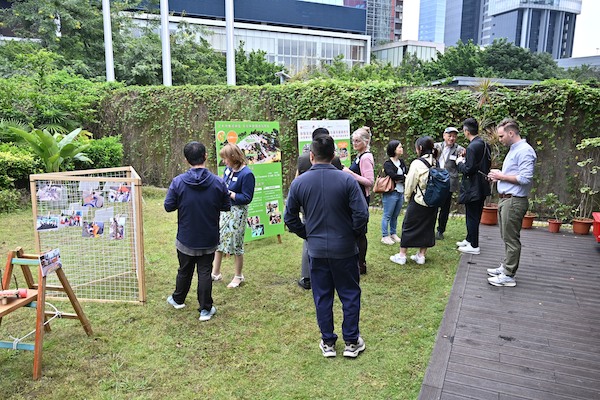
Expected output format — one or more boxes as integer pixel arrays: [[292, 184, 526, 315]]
[[456, 118, 491, 255]]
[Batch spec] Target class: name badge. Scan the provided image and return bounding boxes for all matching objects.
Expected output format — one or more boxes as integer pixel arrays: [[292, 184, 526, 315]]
[[449, 155, 457, 161]]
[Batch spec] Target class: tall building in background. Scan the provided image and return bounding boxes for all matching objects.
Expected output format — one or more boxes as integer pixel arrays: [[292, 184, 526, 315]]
[[393, 1, 404, 41], [486, 0, 582, 59], [432, 0, 581, 59], [419, 0, 446, 43], [365, 0, 394, 44]]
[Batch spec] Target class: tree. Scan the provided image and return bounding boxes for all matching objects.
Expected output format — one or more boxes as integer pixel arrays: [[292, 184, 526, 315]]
[[478, 39, 562, 80], [421, 40, 483, 80], [235, 42, 283, 85]]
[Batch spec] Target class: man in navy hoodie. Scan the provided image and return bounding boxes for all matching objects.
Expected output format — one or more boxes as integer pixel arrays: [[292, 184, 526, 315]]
[[165, 141, 231, 321], [285, 135, 369, 358]]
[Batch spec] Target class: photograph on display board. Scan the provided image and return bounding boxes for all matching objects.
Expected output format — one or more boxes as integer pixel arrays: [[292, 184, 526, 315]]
[[251, 224, 265, 237], [82, 221, 104, 238], [269, 212, 282, 225], [265, 200, 279, 214], [216, 126, 281, 165], [39, 248, 62, 277], [37, 184, 64, 201], [109, 216, 126, 240], [104, 182, 131, 203], [246, 215, 260, 228], [37, 215, 60, 231], [82, 190, 105, 208], [59, 209, 83, 227]]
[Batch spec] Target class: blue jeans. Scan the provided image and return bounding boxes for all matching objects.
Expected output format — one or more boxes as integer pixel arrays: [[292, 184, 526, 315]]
[[381, 190, 404, 237]]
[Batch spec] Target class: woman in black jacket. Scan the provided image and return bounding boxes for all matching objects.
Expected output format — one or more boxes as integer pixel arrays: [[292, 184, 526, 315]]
[[380, 140, 408, 245]]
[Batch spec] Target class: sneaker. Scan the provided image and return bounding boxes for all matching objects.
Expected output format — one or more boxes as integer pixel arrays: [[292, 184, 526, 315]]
[[390, 234, 401, 243], [435, 231, 444, 240], [199, 306, 217, 321], [297, 277, 311, 290], [456, 239, 470, 247], [320, 340, 336, 358], [487, 265, 506, 277], [381, 236, 395, 245], [167, 295, 185, 309], [343, 337, 366, 358], [488, 273, 516, 287], [390, 253, 406, 265], [410, 253, 426, 265], [458, 244, 481, 255]]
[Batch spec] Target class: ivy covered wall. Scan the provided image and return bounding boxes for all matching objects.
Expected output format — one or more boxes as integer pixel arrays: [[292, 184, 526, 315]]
[[95, 80, 599, 208]]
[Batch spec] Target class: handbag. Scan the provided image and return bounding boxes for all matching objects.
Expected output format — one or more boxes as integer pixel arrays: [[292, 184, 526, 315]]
[[373, 169, 395, 194]]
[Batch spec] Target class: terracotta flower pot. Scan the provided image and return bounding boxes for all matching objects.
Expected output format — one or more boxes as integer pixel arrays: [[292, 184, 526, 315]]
[[572, 218, 593, 235], [522, 214, 536, 229], [481, 205, 498, 225], [547, 219, 562, 233]]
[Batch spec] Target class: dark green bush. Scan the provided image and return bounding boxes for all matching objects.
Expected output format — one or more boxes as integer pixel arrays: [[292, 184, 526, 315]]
[[74, 135, 124, 170], [0, 144, 43, 190]]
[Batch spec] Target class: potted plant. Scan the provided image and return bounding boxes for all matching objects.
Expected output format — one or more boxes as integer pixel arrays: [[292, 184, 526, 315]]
[[521, 198, 538, 229], [571, 138, 599, 235], [541, 193, 570, 233]]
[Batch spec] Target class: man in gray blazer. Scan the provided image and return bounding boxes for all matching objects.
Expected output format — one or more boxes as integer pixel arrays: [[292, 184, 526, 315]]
[[434, 127, 465, 240]]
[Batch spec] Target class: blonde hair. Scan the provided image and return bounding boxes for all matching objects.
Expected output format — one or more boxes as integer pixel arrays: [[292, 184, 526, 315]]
[[219, 143, 247, 170], [352, 126, 372, 149]]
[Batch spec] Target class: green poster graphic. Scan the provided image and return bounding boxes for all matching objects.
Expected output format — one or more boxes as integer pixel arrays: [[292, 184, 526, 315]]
[[215, 121, 284, 242], [297, 120, 351, 167]]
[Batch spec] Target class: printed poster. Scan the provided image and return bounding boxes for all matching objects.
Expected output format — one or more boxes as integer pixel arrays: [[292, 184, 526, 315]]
[[39, 248, 62, 277], [297, 120, 351, 167], [215, 121, 285, 242]]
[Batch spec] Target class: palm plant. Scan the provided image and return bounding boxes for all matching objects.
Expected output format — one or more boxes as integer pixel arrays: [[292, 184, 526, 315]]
[[9, 126, 92, 173]]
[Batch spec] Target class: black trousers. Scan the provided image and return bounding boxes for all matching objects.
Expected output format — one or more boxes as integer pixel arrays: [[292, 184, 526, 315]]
[[436, 191, 454, 234], [173, 250, 214, 312], [464, 199, 485, 248]]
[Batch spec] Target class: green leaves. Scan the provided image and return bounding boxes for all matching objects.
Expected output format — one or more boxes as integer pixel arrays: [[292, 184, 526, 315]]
[[9, 126, 92, 172]]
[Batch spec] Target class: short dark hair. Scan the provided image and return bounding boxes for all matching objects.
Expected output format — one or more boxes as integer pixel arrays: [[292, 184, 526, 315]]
[[312, 127, 330, 139], [415, 136, 437, 158], [386, 140, 401, 157], [497, 118, 520, 135], [310, 135, 335, 162], [184, 141, 206, 165], [462, 118, 479, 135]]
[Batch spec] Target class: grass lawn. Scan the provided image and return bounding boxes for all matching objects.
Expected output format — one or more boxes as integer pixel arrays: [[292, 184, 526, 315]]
[[0, 187, 464, 399]]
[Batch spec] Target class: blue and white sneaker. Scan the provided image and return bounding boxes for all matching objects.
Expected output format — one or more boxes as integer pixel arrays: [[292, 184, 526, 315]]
[[167, 295, 185, 309], [199, 306, 217, 321]]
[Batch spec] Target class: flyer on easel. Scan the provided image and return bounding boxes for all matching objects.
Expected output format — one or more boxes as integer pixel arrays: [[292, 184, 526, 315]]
[[215, 121, 285, 242], [39, 248, 62, 277], [297, 120, 351, 167]]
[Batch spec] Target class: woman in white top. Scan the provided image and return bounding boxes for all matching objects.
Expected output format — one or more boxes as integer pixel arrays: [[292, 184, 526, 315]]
[[390, 136, 439, 266]]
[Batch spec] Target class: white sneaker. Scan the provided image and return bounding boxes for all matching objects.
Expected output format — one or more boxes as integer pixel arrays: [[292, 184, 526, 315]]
[[390, 253, 406, 265], [488, 273, 516, 287], [458, 244, 480, 255], [487, 265, 506, 276], [456, 239, 470, 247], [381, 236, 395, 245], [390, 234, 401, 243], [410, 253, 426, 265], [343, 337, 366, 358]]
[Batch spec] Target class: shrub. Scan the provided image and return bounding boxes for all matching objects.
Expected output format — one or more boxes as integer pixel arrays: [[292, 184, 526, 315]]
[[0, 188, 21, 213], [0, 144, 43, 190], [74, 135, 124, 170]]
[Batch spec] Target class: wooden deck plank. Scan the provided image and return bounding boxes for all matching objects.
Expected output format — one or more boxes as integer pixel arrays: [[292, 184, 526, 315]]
[[419, 224, 600, 400]]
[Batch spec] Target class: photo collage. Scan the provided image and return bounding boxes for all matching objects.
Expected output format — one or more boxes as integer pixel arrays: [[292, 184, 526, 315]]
[[36, 181, 130, 241]]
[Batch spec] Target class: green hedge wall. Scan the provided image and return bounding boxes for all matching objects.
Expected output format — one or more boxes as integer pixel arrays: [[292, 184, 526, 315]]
[[94, 79, 600, 211]]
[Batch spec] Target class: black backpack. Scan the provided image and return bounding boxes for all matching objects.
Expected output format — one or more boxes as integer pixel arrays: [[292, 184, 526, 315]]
[[417, 158, 450, 208]]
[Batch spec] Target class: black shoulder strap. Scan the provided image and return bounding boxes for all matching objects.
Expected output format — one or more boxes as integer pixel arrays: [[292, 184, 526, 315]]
[[418, 157, 432, 169]]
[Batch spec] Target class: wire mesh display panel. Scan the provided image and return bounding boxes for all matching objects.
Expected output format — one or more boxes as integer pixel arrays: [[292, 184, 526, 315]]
[[29, 167, 145, 303]]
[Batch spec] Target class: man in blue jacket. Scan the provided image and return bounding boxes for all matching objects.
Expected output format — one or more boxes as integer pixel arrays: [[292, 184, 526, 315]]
[[285, 134, 369, 358], [164, 141, 231, 321]]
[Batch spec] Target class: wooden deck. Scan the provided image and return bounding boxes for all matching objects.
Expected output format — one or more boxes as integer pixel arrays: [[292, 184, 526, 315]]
[[419, 224, 600, 400]]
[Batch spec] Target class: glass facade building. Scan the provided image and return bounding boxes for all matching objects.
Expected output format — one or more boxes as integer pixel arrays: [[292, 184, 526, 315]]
[[419, 0, 446, 43]]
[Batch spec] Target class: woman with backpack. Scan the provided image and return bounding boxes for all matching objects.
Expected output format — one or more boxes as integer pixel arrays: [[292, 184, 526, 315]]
[[343, 126, 374, 274], [380, 140, 408, 245], [390, 136, 439, 265]]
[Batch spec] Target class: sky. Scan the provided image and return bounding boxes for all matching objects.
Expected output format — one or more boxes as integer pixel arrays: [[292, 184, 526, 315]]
[[402, 0, 599, 58]]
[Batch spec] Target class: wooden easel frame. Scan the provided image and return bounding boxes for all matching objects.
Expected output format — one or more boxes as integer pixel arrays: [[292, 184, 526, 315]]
[[0, 247, 92, 380]]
